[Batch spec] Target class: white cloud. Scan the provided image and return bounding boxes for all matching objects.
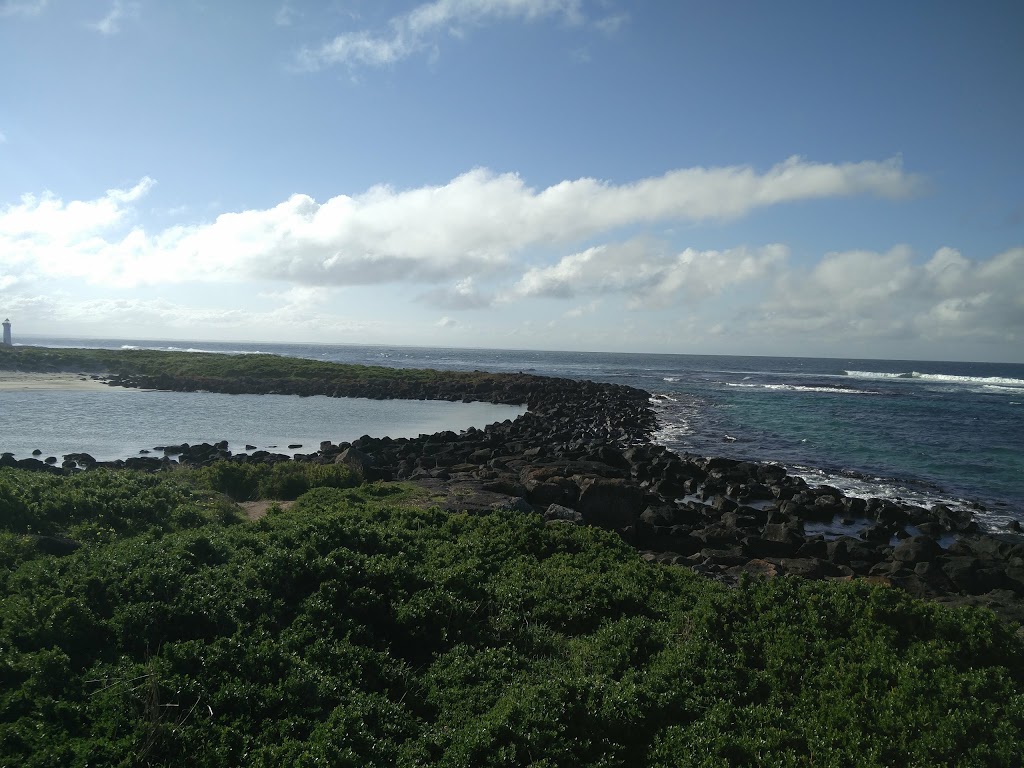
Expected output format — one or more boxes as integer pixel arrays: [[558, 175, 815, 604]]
[[563, 299, 600, 318], [755, 246, 1024, 344], [89, 0, 139, 35], [274, 2, 296, 27], [0, 292, 385, 340], [0, 131, 7, 144], [419, 277, 494, 309], [0, 158, 916, 291], [436, 316, 457, 328], [594, 12, 627, 34], [0, 0, 48, 17], [508, 240, 788, 306], [295, 0, 584, 70]]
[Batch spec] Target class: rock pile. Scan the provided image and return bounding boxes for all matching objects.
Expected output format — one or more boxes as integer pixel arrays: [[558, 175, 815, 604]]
[[3, 368, 1022, 622]]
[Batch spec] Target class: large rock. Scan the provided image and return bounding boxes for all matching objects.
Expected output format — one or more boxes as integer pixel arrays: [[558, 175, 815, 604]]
[[892, 535, 942, 564], [334, 446, 374, 479], [576, 477, 644, 530], [544, 504, 584, 525]]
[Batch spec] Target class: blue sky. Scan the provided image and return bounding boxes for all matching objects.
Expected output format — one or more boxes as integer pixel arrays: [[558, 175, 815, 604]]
[[1, 0, 1022, 361]]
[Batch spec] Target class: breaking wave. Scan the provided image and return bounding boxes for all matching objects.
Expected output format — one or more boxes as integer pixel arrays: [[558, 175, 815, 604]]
[[844, 370, 1024, 387], [727, 382, 870, 395]]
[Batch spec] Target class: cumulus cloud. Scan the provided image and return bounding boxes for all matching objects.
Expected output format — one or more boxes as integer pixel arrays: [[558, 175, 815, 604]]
[[508, 241, 789, 307], [0, 0, 48, 17], [295, 0, 584, 70], [755, 246, 1024, 343], [0, 158, 916, 291]]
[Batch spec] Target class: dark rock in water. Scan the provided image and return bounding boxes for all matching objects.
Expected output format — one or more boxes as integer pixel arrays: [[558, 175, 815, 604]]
[[245, 444, 257, 451], [44, 456, 56, 465], [31, 449, 42, 456], [288, 444, 302, 449], [63, 452, 96, 465], [932, 503, 976, 533]]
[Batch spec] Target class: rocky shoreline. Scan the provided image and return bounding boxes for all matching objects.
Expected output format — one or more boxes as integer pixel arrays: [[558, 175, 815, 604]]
[[3, 368, 1023, 623]]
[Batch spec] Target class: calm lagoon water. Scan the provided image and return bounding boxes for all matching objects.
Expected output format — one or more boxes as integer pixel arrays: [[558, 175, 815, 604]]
[[0, 387, 524, 462]]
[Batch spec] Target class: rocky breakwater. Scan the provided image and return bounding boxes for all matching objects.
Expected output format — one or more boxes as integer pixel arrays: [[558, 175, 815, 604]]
[[304, 434, 1024, 623], [5, 366, 1023, 623], [159, 373, 1021, 623]]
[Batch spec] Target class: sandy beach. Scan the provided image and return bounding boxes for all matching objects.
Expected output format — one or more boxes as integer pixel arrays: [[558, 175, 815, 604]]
[[0, 372, 119, 392]]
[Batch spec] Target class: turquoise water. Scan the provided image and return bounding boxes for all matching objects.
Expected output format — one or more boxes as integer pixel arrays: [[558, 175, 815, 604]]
[[10, 336, 1024, 529]]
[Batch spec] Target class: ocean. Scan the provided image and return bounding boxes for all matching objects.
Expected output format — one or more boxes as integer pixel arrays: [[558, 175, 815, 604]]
[[5, 336, 1024, 531]]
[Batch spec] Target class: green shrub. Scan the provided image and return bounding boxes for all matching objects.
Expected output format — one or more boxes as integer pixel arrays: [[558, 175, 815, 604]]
[[0, 470, 1021, 766], [193, 461, 356, 501]]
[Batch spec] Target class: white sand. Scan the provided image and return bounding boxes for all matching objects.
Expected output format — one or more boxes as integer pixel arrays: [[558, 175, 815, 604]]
[[0, 372, 120, 392]]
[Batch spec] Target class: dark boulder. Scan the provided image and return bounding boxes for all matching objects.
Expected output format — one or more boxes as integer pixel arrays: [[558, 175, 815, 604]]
[[577, 478, 644, 530]]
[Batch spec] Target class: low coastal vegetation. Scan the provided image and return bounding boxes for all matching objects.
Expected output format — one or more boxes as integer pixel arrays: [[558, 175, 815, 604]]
[[3, 345, 1024, 764], [0, 345, 532, 404], [1, 465, 1023, 766]]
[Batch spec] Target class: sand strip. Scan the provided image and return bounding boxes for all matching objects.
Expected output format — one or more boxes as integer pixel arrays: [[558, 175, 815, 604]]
[[0, 372, 121, 392]]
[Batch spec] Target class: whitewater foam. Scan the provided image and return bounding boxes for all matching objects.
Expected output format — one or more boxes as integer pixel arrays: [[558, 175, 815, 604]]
[[727, 382, 870, 395], [845, 370, 1024, 387]]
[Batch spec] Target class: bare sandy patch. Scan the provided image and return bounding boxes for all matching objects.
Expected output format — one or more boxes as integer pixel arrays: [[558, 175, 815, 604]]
[[240, 500, 296, 521], [0, 372, 121, 392]]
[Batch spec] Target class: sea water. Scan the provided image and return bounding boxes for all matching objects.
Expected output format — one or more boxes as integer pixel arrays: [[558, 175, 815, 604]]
[[7, 336, 1024, 530]]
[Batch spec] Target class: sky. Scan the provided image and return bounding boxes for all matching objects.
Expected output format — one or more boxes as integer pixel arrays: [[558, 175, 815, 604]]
[[1, 0, 1023, 362]]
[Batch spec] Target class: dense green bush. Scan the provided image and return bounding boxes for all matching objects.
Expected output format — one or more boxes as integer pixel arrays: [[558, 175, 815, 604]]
[[192, 460, 357, 501], [0, 468, 202, 538], [0, 472, 1022, 766]]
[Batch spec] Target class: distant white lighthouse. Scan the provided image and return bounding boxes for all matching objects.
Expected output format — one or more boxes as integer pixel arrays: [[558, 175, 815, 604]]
[[2, 319, 11, 346]]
